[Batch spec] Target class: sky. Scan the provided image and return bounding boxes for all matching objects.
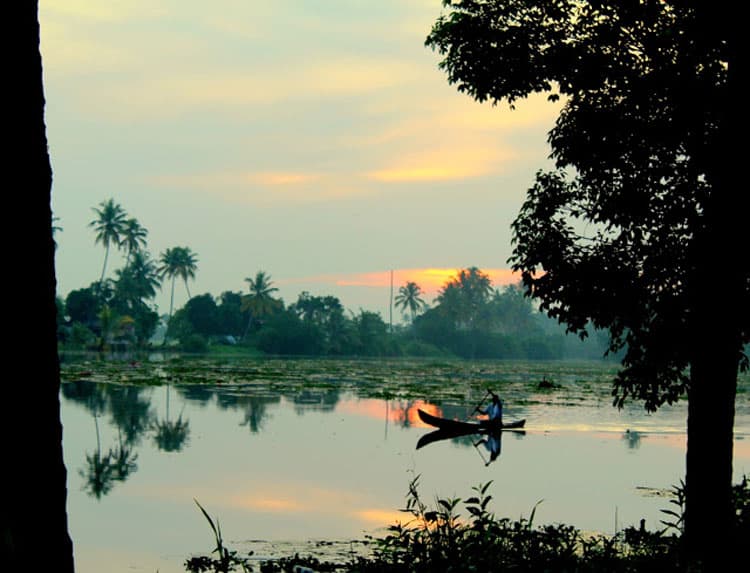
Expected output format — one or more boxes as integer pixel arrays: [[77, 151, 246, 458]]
[[40, 0, 561, 322]]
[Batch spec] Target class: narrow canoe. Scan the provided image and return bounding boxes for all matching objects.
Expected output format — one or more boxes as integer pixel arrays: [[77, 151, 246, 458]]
[[417, 408, 526, 433]]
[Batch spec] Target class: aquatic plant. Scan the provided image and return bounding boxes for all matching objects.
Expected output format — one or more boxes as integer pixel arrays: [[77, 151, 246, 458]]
[[184, 500, 253, 573]]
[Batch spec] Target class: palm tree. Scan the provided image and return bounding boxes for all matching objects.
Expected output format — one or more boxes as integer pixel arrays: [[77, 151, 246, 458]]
[[119, 218, 148, 266], [158, 246, 198, 308], [115, 251, 161, 306], [241, 271, 280, 338], [89, 199, 127, 284], [158, 246, 198, 343], [395, 281, 428, 323]]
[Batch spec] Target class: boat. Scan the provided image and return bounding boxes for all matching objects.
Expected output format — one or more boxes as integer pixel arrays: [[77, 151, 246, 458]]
[[417, 408, 526, 433]]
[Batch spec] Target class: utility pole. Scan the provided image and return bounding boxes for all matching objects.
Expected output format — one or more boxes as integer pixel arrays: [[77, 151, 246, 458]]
[[389, 269, 393, 334]]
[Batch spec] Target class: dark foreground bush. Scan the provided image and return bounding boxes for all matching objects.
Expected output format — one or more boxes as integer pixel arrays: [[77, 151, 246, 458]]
[[186, 475, 749, 573]]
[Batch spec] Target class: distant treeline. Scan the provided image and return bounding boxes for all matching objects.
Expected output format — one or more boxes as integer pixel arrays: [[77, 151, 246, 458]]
[[58, 265, 611, 360], [60, 198, 611, 359]]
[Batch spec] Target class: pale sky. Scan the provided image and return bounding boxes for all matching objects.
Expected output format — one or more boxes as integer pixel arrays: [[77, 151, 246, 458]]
[[41, 0, 561, 322]]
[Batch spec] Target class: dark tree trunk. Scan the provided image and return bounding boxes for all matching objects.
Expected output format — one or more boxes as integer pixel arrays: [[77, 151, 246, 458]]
[[1, 3, 75, 571], [684, 4, 744, 567]]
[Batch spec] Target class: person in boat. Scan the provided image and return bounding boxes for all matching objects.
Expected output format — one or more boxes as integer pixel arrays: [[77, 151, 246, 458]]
[[477, 392, 503, 424]]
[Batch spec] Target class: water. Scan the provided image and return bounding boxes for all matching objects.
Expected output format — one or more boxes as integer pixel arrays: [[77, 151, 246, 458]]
[[60, 360, 750, 573]]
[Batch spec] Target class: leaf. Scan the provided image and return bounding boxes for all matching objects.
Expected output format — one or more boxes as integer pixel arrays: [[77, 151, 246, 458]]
[[439, 498, 456, 512], [194, 498, 219, 540]]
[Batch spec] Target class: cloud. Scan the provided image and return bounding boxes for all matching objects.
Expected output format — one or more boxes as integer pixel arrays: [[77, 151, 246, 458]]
[[42, 0, 167, 22], [279, 268, 521, 296], [366, 144, 516, 182], [147, 171, 377, 205]]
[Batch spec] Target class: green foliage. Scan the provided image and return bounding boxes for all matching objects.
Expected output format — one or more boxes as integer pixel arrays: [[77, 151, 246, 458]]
[[217, 291, 245, 339], [65, 285, 100, 326], [355, 477, 684, 572], [185, 294, 222, 337], [189, 477, 739, 572], [182, 334, 209, 354], [68, 322, 96, 349]]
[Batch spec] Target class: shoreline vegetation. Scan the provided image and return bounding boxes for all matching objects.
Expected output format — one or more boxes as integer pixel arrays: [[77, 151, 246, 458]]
[[60, 214, 616, 362], [185, 475, 749, 573]]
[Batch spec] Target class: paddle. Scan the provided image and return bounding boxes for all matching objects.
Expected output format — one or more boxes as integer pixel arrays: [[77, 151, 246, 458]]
[[472, 389, 492, 415]]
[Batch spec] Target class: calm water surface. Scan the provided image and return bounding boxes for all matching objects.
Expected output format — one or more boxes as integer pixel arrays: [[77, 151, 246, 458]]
[[60, 363, 750, 573]]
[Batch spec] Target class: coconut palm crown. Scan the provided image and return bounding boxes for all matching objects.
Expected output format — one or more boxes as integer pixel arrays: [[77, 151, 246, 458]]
[[89, 198, 127, 284]]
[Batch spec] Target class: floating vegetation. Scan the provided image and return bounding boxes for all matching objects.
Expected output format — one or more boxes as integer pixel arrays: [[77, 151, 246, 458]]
[[60, 356, 750, 416]]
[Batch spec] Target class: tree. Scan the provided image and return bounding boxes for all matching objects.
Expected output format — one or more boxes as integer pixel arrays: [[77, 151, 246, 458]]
[[158, 246, 198, 343], [89, 198, 127, 284], [119, 218, 148, 266], [435, 267, 494, 337], [427, 0, 745, 565], [217, 291, 245, 339], [290, 292, 353, 354], [184, 293, 221, 338], [114, 251, 161, 307], [65, 285, 100, 328], [241, 271, 281, 338], [395, 281, 428, 324], [3, 2, 74, 570]]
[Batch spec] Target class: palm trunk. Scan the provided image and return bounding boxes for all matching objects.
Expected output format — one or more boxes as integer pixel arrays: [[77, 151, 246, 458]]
[[163, 276, 176, 347], [99, 243, 110, 286], [243, 313, 254, 341]]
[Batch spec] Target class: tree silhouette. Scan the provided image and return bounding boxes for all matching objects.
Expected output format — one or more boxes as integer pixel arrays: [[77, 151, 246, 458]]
[[119, 217, 148, 266], [241, 271, 281, 338], [115, 251, 161, 307], [428, 0, 745, 565], [89, 198, 127, 285], [395, 281, 428, 324], [159, 246, 199, 344]]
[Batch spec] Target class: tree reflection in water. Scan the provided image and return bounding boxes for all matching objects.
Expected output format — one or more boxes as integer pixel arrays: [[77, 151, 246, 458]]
[[152, 384, 190, 452], [80, 416, 138, 499]]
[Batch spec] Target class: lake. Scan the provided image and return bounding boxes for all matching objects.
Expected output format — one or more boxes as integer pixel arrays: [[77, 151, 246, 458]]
[[59, 357, 750, 573]]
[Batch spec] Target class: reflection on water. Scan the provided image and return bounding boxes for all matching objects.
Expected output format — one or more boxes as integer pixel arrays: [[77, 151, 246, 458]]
[[153, 386, 190, 452], [622, 429, 642, 449], [60, 377, 749, 573]]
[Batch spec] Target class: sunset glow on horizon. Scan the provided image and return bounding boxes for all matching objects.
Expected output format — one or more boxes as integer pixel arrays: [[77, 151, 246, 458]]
[[280, 268, 520, 296]]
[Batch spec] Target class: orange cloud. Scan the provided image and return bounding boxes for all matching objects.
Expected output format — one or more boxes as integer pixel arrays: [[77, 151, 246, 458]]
[[366, 145, 515, 183], [331, 268, 520, 295]]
